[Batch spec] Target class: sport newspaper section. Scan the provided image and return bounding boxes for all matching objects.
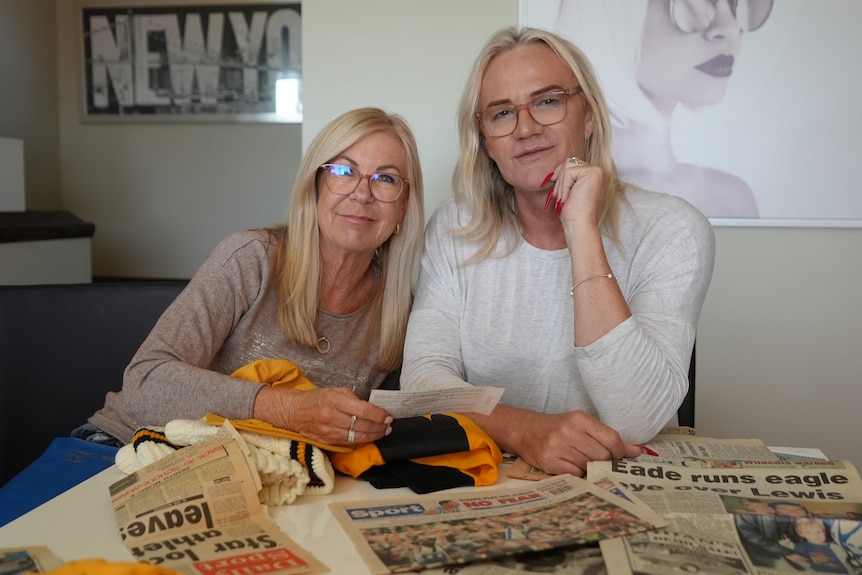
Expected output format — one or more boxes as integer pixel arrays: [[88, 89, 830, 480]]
[[328, 474, 667, 574]]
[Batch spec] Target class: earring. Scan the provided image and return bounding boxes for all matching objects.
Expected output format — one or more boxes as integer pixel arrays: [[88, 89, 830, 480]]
[[394, 222, 401, 236]]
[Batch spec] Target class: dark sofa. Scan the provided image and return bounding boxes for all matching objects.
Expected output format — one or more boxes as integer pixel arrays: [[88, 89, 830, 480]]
[[0, 280, 187, 487]]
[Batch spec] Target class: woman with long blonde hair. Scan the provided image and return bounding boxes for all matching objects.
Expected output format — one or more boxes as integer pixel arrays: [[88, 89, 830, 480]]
[[80, 107, 424, 448]]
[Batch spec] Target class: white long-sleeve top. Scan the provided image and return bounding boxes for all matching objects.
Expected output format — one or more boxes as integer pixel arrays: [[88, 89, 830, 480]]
[[401, 188, 715, 443]]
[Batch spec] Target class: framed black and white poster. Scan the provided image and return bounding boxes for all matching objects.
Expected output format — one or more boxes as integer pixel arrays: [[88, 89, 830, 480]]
[[80, 1, 302, 123], [521, 0, 862, 227]]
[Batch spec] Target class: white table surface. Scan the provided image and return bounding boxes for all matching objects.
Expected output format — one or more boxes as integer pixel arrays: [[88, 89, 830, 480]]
[[0, 464, 526, 574]]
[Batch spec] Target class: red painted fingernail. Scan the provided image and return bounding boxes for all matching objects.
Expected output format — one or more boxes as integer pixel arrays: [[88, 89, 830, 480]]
[[541, 172, 554, 187], [544, 189, 554, 211], [555, 198, 562, 216], [637, 445, 658, 457]]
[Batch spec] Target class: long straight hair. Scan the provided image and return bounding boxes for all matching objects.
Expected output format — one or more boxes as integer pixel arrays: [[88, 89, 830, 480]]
[[270, 107, 424, 370], [453, 27, 625, 262]]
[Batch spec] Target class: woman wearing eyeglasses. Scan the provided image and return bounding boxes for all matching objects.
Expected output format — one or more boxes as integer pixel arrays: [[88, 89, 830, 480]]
[[555, 0, 773, 218], [79, 107, 424, 448], [400, 27, 715, 477]]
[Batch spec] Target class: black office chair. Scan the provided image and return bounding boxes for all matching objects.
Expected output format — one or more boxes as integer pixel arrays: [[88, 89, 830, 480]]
[[677, 342, 697, 428]]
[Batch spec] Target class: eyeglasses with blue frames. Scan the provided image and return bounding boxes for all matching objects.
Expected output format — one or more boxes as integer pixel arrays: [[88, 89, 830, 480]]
[[319, 163, 408, 203], [476, 87, 583, 138], [670, 0, 774, 34]]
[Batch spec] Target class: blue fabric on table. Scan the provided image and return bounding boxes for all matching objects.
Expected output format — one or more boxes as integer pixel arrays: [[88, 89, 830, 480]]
[[0, 437, 117, 527]]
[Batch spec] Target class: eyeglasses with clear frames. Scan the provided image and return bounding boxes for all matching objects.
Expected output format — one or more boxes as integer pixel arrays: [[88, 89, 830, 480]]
[[476, 86, 582, 138], [319, 163, 408, 203]]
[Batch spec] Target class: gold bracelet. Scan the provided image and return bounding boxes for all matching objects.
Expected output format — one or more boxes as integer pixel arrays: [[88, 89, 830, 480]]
[[570, 273, 615, 296]]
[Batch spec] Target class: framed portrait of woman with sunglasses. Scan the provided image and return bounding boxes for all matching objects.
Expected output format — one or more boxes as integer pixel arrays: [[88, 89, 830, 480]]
[[522, 0, 862, 227]]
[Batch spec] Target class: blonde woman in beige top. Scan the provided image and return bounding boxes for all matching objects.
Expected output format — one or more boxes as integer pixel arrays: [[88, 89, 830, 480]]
[[80, 107, 424, 448]]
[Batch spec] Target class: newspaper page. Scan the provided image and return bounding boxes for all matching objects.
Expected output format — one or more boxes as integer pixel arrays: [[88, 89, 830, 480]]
[[637, 433, 780, 464], [509, 434, 780, 482], [653, 426, 698, 436], [600, 527, 751, 575], [327, 474, 667, 574], [0, 546, 62, 575], [412, 475, 650, 574], [109, 424, 326, 575], [770, 447, 830, 462], [589, 460, 862, 575], [418, 545, 608, 575], [410, 473, 645, 574]]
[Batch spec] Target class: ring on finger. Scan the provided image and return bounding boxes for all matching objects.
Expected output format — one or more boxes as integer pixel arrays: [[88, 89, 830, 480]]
[[568, 156, 580, 165], [347, 415, 357, 444]]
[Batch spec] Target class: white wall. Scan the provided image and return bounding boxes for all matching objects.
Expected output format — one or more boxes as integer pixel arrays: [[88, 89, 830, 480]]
[[699, 227, 862, 457], [40, 0, 862, 465], [0, 0, 61, 209], [301, 0, 518, 215]]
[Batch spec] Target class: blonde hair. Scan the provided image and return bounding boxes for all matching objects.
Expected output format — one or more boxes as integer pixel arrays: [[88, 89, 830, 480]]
[[453, 26, 625, 261], [269, 107, 424, 371]]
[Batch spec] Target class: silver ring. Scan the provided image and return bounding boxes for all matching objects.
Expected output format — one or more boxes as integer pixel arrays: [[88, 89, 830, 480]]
[[568, 156, 580, 165], [347, 415, 357, 444]]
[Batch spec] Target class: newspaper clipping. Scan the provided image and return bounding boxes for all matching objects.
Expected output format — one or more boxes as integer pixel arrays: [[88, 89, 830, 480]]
[[0, 546, 62, 575], [327, 474, 667, 574], [509, 432, 782, 481], [108, 424, 326, 575], [591, 458, 862, 575]]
